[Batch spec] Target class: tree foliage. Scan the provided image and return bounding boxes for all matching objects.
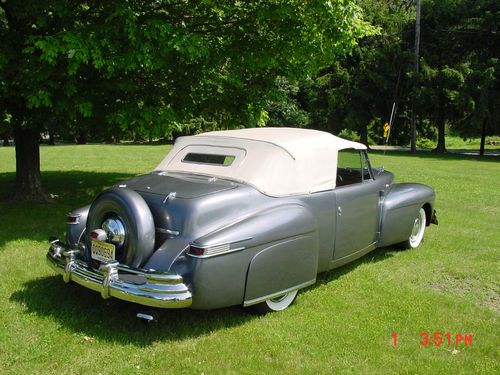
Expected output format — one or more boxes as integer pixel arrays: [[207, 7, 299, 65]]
[[0, 0, 374, 199], [1, 0, 373, 133], [296, 0, 499, 152], [302, 0, 414, 144], [415, 0, 499, 152]]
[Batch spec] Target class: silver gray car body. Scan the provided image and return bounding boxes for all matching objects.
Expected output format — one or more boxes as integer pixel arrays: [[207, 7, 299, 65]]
[[47, 128, 437, 311]]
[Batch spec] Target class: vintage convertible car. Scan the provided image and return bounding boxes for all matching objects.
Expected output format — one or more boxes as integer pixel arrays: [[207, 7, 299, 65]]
[[47, 128, 437, 313]]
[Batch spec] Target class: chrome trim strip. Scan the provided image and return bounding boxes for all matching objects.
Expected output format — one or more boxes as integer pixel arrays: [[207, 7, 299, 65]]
[[331, 241, 377, 269], [191, 236, 253, 248], [187, 246, 246, 259], [155, 227, 180, 236], [243, 279, 316, 307], [187, 236, 253, 259], [46, 240, 192, 309]]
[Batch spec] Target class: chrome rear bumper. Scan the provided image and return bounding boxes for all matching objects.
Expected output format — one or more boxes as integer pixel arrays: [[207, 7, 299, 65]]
[[46, 240, 192, 308]]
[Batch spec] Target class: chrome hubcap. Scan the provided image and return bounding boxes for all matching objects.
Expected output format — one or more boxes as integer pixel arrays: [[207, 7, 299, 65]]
[[101, 217, 126, 248], [409, 208, 426, 247], [410, 217, 421, 240]]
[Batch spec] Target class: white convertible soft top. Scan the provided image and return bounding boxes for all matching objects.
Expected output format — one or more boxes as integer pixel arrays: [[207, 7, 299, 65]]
[[155, 127, 366, 197]]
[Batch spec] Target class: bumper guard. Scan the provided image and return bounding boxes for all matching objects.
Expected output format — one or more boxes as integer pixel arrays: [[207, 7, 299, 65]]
[[46, 239, 192, 308]]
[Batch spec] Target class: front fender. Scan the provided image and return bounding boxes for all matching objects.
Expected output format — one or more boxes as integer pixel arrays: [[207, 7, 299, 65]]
[[378, 183, 435, 247]]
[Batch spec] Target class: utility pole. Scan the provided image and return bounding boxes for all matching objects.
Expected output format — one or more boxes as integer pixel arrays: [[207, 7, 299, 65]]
[[410, 0, 421, 153]]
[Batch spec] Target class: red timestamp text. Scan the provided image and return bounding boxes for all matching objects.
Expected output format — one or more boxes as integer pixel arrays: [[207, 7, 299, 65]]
[[419, 332, 473, 347], [391, 332, 473, 347]]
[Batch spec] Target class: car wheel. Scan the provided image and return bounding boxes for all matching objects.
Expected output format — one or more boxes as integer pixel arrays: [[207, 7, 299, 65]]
[[247, 290, 298, 315], [402, 207, 426, 249], [85, 188, 155, 268]]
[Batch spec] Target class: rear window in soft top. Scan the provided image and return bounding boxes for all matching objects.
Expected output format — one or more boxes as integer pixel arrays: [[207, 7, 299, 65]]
[[182, 153, 236, 166]]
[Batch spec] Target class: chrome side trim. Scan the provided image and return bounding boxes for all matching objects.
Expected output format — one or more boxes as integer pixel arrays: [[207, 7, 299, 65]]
[[187, 246, 246, 259], [243, 279, 316, 307], [331, 241, 377, 269], [155, 227, 180, 236], [46, 240, 192, 309], [187, 237, 253, 259], [192, 236, 253, 248]]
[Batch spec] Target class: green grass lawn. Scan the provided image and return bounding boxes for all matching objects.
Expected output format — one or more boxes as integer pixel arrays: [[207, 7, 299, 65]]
[[444, 135, 500, 152], [0, 145, 499, 374], [409, 134, 500, 153]]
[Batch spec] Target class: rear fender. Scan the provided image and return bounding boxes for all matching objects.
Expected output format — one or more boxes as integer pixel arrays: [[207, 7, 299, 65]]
[[66, 205, 90, 248], [378, 183, 435, 247], [243, 234, 317, 306], [193, 203, 317, 249], [189, 204, 319, 309]]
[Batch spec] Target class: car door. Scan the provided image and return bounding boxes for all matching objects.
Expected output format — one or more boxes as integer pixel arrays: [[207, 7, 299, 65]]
[[333, 149, 379, 261]]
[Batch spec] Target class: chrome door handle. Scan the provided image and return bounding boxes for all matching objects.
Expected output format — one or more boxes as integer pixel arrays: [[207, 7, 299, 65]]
[[337, 206, 342, 216]]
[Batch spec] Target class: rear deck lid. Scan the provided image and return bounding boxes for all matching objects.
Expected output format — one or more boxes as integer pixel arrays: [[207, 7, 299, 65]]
[[119, 172, 237, 198]]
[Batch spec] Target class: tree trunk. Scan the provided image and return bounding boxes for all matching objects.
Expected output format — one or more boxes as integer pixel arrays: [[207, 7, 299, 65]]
[[360, 121, 368, 147], [14, 122, 45, 200], [410, 0, 421, 153], [2, 134, 9, 146], [410, 106, 417, 152], [434, 98, 446, 153], [76, 129, 87, 144], [479, 119, 486, 156], [48, 132, 55, 145]]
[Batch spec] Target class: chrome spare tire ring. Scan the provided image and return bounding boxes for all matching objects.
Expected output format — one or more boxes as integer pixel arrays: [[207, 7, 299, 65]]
[[86, 188, 155, 268], [101, 216, 126, 248]]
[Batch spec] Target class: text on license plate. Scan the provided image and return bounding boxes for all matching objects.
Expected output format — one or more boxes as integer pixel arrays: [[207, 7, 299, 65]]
[[91, 240, 116, 262]]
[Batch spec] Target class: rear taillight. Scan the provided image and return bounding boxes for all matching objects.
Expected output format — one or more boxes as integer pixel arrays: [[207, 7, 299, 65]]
[[66, 213, 81, 225], [188, 245, 205, 257], [89, 229, 107, 241]]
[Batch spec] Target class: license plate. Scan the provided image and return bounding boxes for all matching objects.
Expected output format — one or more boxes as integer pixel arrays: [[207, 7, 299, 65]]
[[91, 240, 115, 262]]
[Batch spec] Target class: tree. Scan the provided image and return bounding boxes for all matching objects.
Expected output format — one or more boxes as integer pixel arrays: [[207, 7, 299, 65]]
[[301, 0, 499, 152], [0, 0, 374, 200], [0, 112, 12, 146], [417, 0, 500, 153], [456, 59, 500, 155], [414, 62, 470, 152], [304, 0, 414, 144], [266, 77, 309, 128]]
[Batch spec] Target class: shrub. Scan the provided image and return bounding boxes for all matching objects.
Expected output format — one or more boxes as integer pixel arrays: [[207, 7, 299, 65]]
[[338, 128, 360, 142], [416, 137, 436, 149]]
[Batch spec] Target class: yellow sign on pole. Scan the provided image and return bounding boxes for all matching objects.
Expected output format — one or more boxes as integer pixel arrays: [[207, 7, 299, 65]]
[[383, 122, 390, 138]]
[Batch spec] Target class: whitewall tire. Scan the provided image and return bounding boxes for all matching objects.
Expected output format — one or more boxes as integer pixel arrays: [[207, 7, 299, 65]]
[[403, 207, 427, 249], [247, 290, 298, 315]]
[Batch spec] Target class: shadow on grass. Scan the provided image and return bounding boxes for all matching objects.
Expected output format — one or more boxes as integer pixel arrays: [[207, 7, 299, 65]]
[[10, 276, 255, 346], [10, 245, 398, 346], [0, 171, 136, 248], [3, 166, 398, 345]]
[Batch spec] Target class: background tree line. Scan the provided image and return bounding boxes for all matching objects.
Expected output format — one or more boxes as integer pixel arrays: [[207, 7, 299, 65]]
[[275, 0, 499, 154], [0, 0, 498, 200]]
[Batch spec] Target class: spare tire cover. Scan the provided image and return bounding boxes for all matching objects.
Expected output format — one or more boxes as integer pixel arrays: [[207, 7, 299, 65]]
[[85, 187, 155, 268]]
